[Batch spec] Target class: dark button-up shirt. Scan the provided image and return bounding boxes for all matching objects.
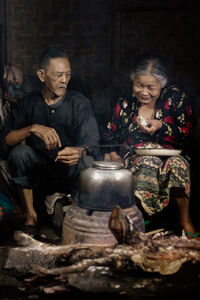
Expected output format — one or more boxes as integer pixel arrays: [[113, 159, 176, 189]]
[[0, 90, 101, 160]]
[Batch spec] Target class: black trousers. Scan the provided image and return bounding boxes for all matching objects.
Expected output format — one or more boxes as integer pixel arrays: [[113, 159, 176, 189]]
[[8, 144, 93, 197]]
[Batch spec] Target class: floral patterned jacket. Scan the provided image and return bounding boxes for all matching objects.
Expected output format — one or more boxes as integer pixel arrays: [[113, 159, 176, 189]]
[[103, 85, 193, 156]]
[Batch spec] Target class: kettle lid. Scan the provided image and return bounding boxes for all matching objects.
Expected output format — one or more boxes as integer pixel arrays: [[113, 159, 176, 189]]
[[93, 161, 122, 170]]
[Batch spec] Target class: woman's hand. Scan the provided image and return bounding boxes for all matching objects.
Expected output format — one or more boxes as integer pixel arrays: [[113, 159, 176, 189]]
[[57, 147, 83, 166], [139, 119, 162, 135], [104, 151, 123, 164], [30, 124, 62, 150]]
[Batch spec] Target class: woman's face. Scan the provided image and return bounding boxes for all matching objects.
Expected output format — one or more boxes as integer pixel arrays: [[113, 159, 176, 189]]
[[133, 74, 162, 104]]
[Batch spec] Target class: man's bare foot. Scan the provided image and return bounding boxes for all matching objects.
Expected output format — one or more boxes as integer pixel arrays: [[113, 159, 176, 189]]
[[25, 210, 37, 226]]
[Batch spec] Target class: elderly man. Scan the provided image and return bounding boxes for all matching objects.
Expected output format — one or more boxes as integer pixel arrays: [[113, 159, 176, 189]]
[[0, 47, 101, 227]]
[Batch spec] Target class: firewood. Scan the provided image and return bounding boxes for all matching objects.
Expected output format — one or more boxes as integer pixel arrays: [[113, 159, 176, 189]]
[[4, 231, 107, 273], [3, 206, 200, 281]]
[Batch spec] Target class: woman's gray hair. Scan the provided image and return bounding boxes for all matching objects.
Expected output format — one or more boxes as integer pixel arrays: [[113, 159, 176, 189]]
[[130, 54, 169, 87]]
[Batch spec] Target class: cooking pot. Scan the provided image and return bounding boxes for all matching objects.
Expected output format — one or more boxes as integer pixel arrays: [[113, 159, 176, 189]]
[[77, 160, 134, 211]]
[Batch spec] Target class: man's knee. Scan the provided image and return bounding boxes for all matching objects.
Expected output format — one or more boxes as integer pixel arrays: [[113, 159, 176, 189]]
[[9, 144, 39, 169]]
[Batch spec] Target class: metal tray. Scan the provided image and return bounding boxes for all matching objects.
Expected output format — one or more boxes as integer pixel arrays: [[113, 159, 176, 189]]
[[135, 148, 182, 156]]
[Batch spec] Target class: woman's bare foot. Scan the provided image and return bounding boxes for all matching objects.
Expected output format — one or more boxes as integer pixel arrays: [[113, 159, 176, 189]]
[[170, 188, 198, 239], [180, 219, 198, 239]]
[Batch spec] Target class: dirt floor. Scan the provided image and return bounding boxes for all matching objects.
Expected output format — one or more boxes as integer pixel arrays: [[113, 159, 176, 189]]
[[1, 223, 200, 300]]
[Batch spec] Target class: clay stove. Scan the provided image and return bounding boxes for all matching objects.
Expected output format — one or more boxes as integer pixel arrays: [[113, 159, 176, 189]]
[[62, 161, 143, 246]]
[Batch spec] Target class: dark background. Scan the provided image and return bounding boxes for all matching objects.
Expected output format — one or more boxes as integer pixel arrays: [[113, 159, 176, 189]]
[[0, 0, 200, 226], [1, 0, 200, 121]]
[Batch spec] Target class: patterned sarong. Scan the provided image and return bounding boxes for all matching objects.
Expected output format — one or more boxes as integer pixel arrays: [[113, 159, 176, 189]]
[[130, 155, 190, 216]]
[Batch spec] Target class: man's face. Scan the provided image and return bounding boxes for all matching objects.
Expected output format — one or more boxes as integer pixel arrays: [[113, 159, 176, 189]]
[[39, 57, 71, 97]]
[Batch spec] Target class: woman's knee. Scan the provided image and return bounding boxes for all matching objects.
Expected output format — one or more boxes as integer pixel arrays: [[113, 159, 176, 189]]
[[167, 156, 189, 168], [139, 155, 163, 167]]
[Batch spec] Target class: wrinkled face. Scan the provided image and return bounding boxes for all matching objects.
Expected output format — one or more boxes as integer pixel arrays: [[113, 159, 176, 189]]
[[133, 74, 162, 104], [38, 57, 71, 97]]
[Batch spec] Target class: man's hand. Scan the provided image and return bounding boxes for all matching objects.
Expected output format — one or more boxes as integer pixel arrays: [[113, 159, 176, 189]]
[[57, 147, 83, 165], [30, 124, 62, 150]]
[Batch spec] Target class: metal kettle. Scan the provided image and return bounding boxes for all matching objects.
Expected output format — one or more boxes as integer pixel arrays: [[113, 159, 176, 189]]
[[78, 160, 134, 211]]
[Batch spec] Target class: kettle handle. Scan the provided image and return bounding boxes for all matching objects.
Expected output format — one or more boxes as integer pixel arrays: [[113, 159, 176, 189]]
[[80, 146, 89, 170], [80, 144, 134, 169]]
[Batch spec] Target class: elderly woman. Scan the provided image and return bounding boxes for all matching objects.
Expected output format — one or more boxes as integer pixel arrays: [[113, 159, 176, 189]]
[[103, 54, 198, 238]]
